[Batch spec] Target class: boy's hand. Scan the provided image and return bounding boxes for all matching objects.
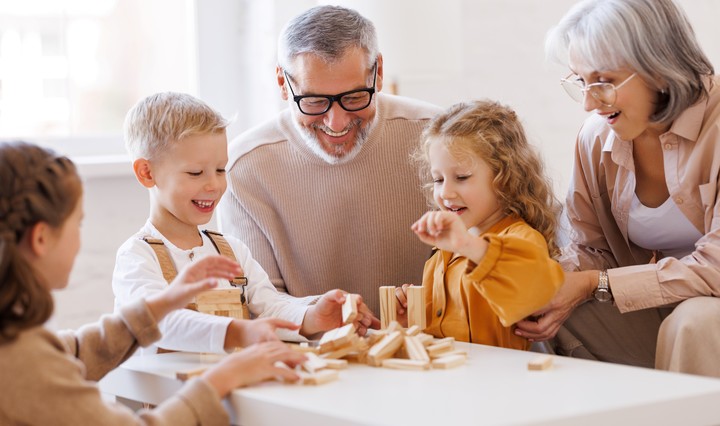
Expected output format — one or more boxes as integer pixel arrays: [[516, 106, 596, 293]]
[[203, 341, 307, 397], [394, 283, 412, 327], [300, 290, 380, 338], [225, 318, 300, 350], [145, 255, 242, 322]]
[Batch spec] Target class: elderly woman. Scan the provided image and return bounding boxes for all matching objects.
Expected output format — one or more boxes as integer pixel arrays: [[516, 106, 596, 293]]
[[515, 0, 720, 377]]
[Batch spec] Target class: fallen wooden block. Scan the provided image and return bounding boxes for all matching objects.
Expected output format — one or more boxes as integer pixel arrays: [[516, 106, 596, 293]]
[[382, 358, 430, 371], [319, 323, 356, 353], [298, 369, 339, 385], [528, 355, 553, 371], [302, 352, 328, 374], [289, 342, 319, 354], [176, 367, 208, 381], [405, 325, 421, 336], [342, 294, 358, 324], [426, 340, 454, 358], [404, 336, 430, 362], [323, 358, 349, 369], [432, 354, 466, 369], [367, 331, 403, 366]]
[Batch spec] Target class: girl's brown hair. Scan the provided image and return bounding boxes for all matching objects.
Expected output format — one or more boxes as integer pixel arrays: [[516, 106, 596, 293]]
[[0, 141, 82, 344], [415, 100, 562, 257]]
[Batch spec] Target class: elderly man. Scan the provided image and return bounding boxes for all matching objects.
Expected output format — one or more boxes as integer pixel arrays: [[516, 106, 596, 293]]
[[217, 5, 441, 315]]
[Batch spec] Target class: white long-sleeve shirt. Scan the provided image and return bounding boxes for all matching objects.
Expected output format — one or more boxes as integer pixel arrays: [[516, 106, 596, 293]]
[[112, 221, 315, 355]]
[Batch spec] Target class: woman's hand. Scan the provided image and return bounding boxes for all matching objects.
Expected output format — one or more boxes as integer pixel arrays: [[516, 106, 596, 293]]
[[514, 270, 598, 341], [145, 255, 242, 322]]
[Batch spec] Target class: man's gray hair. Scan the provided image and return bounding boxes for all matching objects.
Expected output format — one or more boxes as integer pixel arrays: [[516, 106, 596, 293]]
[[546, 0, 714, 124], [278, 5, 379, 74]]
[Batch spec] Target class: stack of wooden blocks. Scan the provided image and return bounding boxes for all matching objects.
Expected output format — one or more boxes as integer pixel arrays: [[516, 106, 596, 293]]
[[289, 286, 467, 384]]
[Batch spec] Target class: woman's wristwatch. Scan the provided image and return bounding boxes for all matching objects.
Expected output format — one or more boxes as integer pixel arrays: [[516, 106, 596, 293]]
[[593, 270, 613, 303]]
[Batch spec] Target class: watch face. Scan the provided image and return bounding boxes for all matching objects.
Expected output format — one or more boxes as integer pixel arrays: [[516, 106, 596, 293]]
[[594, 289, 612, 303]]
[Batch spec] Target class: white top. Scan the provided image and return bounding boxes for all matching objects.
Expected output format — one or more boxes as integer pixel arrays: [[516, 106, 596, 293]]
[[112, 221, 315, 355], [628, 194, 702, 259]]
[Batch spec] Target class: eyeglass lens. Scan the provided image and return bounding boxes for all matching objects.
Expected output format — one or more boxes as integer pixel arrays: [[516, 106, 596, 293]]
[[298, 91, 373, 115]]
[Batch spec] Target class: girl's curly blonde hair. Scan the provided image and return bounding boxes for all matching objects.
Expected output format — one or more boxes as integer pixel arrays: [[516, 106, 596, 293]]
[[413, 100, 562, 257]]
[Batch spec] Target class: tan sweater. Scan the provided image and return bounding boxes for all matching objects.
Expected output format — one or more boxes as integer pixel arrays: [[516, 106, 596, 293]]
[[0, 301, 228, 425], [218, 94, 442, 315]]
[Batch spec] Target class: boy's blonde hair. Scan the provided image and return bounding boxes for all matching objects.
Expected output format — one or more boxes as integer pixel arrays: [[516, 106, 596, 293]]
[[123, 92, 228, 160], [415, 100, 562, 257]]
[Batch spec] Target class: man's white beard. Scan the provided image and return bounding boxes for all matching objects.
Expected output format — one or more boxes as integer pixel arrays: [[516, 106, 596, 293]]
[[292, 114, 378, 165]]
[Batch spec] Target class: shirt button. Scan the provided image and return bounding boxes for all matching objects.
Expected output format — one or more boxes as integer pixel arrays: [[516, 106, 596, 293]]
[[436, 309, 443, 317], [664, 143, 673, 150]]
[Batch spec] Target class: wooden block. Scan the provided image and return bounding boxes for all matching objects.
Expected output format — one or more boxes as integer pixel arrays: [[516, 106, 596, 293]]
[[298, 369, 339, 385], [320, 341, 357, 360], [406, 325, 421, 336], [288, 342, 319, 354], [367, 331, 403, 366], [528, 355, 553, 371], [406, 285, 426, 330], [301, 352, 328, 374], [176, 367, 208, 381], [382, 358, 430, 370], [432, 349, 466, 359], [342, 294, 358, 324], [379, 286, 397, 329], [386, 320, 402, 333], [404, 336, 430, 362], [426, 341, 454, 358], [432, 354, 466, 369], [318, 323, 356, 353], [431, 337, 456, 346], [416, 333, 435, 346], [323, 358, 349, 369]]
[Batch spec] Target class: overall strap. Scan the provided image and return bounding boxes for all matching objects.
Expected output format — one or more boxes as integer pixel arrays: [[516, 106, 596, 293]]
[[143, 237, 178, 283], [202, 230, 250, 310]]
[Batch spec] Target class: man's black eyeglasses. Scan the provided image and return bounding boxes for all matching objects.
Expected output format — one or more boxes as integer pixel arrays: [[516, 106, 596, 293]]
[[284, 62, 377, 116]]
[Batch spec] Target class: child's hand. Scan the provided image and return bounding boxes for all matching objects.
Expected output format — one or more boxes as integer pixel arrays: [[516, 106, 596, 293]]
[[412, 211, 489, 263], [300, 290, 380, 338], [203, 341, 307, 397], [394, 284, 412, 327], [412, 211, 469, 251], [145, 255, 242, 322], [225, 318, 301, 349]]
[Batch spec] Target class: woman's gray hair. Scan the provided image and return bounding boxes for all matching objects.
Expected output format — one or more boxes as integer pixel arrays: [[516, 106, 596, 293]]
[[546, 0, 714, 124], [278, 5, 379, 74]]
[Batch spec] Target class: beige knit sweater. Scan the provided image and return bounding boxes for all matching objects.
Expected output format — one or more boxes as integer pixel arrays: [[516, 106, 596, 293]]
[[0, 301, 228, 425], [218, 93, 442, 315]]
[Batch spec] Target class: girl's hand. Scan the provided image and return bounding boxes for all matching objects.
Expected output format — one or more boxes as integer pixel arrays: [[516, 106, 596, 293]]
[[225, 318, 300, 350], [203, 341, 307, 397], [394, 284, 413, 327], [412, 211, 488, 262], [146, 255, 242, 322], [514, 270, 597, 341], [300, 290, 380, 338]]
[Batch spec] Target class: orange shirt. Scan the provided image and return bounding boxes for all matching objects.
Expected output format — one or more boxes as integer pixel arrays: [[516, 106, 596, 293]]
[[423, 216, 564, 350]]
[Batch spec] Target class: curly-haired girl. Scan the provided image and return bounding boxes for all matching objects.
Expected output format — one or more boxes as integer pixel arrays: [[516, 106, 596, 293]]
[[396, 100, 564, 350]]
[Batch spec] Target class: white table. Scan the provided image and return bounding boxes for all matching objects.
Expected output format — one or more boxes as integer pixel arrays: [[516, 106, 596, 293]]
[[99, 342, 720, 425]]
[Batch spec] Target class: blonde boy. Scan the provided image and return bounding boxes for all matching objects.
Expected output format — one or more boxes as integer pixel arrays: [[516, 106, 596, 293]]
[[113, 92, 376, 355]]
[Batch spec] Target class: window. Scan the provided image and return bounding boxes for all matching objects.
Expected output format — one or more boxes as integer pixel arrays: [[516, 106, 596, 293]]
[[0, 0, 195, 156]]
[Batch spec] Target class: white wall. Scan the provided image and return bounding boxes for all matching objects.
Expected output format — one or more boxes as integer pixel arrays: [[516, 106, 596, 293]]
[[52, 0, 720, 329]]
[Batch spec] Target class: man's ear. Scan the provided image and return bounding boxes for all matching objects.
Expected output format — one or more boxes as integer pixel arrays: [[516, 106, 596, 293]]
[[277, 65, 289, 101], [375, 53, 384, 93], [133, 158, 155, 188]]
